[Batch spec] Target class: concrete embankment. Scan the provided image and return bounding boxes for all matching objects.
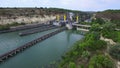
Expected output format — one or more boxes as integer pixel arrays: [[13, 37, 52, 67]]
[[0, 23, 49, 34], [19, 25, 59, 36]]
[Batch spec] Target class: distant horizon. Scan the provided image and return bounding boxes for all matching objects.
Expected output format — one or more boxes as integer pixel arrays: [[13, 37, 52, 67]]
[[0, 0, 120, 11], [0, 7, 120, 12]]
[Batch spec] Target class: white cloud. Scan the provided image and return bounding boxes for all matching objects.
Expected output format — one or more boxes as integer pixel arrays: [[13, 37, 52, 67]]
[[56, 0, 120, 11], [0, 0, 120, 11]]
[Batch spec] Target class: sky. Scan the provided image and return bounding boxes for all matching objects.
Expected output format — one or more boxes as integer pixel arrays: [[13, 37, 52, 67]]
[[0, 0, 120, 11]]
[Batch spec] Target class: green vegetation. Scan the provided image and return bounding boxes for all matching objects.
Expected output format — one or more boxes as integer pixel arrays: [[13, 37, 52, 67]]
[[117, 32, 120, 43], [96, 10, 120, 28], [59, 14, 120, 67], [68, 62, 76, 68], [101, 22, 119, 42], [103, 9, 120, 13], [0, 24, 10, 30], [92, 18, 105, 25], [90, 24, 101, 32], [109, 45, 120, 61], [111, 20, 120, 29], [8, 22, 26, 26], [80, 22, 91, 25], [48, 8, 81, 13], [59, 31, 110, 68], [89, 55, 114, 68], [0, 22, 26, 31]]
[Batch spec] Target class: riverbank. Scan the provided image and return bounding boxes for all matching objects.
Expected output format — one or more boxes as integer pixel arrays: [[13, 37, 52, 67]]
[[59, 22, 120, 68]]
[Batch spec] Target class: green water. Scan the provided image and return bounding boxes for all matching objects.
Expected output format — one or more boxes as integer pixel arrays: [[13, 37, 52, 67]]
[[0, 29, 83, 68], [0, 28, 58, 55]]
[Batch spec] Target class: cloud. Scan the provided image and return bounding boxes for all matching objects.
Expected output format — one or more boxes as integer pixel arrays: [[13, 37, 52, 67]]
[[0, 0, 120, 11], [57, 0, 120, 11]]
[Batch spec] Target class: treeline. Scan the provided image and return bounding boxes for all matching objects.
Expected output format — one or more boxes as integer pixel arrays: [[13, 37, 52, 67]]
[[103, 9, 120, 13], [0, 7, 84, 17]]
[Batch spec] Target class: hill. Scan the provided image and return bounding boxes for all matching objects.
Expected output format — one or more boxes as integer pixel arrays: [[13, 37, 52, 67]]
[[0, 7, 88, 25], [95, 10, 120, 21]]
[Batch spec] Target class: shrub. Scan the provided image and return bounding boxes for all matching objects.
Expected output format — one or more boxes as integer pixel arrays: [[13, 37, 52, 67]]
[[88, 55, 114, 68], [0, 25, 10, 31], [102, 22, 116, 32], [92, 18, 105, 25], [86, 40, 107, 51], [109, 45, 120, 61], [102, 31, 118, 42], [68, 62, 76, 68], [81, 51, 90, 58], [10, 22, 19, 26], [90, 24, 101, 32]]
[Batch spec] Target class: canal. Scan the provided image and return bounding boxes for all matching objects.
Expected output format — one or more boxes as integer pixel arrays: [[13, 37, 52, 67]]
[[0, 28, 58, 55], [0, 29, 83, 68]]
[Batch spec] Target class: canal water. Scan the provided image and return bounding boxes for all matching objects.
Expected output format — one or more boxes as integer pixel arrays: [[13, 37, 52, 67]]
[[0, 29, 83, 68], [0, 28, 58, 55]]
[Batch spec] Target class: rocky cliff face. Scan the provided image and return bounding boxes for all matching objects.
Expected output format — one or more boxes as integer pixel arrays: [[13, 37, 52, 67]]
[[0, 8, 58, 25], [0, 15, 56, 24]]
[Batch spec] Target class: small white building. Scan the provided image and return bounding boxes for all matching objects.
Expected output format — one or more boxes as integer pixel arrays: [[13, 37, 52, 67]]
[[53, 21, 61, 26], [66, 24, 73, 29]]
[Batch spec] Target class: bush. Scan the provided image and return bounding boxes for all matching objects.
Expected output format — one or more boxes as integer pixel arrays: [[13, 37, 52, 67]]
[[84, 32, 107, 51], [102, 31, 118, 42], [86, 40, 107, 51], [9, 22, 19, 26], [90, 24, 101, 32], [109, 45, 120, 61], [68, 62, 76, 68], [102, 22, 116, 31], [84, 32, 100, 41], [92, 18, 105, 25], [101, 22, 118, 42], [81, 51, 90, 59], [88, 55, 114, 68], [0, 25, 10, 31], [20, 22, 26, 25]]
